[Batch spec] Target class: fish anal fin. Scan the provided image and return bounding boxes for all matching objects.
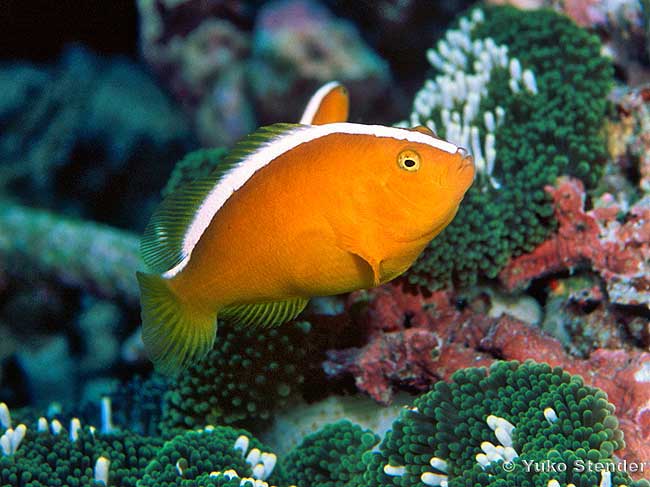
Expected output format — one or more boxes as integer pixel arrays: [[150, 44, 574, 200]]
[[221, 297, 309, 328], [137, 271, 217, 374]]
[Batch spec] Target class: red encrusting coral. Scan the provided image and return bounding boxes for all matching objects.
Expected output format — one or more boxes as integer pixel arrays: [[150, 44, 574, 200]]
[[324, 286, 495, 401], [498, 177, 650, 307], [324, 283, 650, 475]]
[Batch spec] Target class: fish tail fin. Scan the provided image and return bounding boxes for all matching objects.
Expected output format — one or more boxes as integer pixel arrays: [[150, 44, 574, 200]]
[[136, 271, 216, 375]]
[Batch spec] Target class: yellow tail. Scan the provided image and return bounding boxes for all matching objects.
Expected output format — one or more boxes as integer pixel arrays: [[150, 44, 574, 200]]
[[136, 271, 217, 375]]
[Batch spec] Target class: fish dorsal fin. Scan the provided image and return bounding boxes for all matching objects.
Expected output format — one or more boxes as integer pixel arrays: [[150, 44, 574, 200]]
[[141, 123, 300, 275], [300, 81, 349, 125], [220, 297, 310, 328], [409, 125, 435, 136]]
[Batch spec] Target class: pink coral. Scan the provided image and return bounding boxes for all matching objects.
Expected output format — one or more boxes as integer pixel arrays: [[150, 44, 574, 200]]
[[498, 177, 650, 307]]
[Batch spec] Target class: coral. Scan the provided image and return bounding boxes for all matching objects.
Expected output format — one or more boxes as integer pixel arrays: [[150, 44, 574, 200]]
[[541, 275, 626, 357], [480, 318, 650, 472], [0, 200, 141, 302], [325, 328, 456, 405], [609, 85, 650, 196], [138, 0, 255, 146], [499, 177, 650, 308], [323, 283, 650, 468], [546, 0, 650, 84], [403, 5, 612, 290], [138, 0, 395, 141], [0, 413, 163, 487], [325, 0, 474, 91], [161, 147, 229, 197], [362, 360, 648, 487], [77, 298, 122, 373], [323, 285, 495, 403], [139, 426, 286, 487], [284, 420, 379, 487], [0, 46, 192, 229], [161, 321, 326, 432], [249, 0, 391, 123], [15, 335, 78, 408]]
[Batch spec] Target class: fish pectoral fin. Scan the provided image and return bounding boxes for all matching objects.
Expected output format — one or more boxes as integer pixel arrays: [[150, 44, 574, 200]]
[[358, 255, 383, 287], [221, 297, 309, 328], [334, 231, 385, 287]]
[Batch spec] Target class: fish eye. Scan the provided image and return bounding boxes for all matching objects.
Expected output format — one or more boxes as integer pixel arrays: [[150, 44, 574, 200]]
[[398, 150, 421, 172]]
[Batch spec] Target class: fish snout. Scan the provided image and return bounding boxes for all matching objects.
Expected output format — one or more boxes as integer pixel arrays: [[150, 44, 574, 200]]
[[456, 147, 475, 170], [454, 147, 475, 188]]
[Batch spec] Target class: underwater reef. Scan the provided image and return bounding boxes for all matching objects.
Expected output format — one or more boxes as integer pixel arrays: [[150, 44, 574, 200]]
[[2, 361, 648, 487], [3, 1, 650, 486], [137, 0, 395, 147], [0, 46, 194, 230], [403, 5, 613, 290]]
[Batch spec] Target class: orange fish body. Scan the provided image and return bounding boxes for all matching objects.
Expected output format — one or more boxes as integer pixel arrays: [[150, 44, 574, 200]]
[[170, 131, 472, 305], [137, 84, 474, 374]]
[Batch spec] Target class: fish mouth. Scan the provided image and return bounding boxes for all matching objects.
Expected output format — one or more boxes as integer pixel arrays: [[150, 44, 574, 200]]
[[455, 148, 475, 181], [457, 147, 474, 168]]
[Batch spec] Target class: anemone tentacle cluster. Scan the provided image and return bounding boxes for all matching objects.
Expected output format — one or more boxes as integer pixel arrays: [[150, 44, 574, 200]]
[[401, 8, 537, 190], [284, 420, 379, 487], [2, 362, 650, 486], [362, 361, 648, 487], [139, 425, 288, 487], [0, 400, 164, 487], [160, 320, 322, 432], [405, 5, 613, 289]]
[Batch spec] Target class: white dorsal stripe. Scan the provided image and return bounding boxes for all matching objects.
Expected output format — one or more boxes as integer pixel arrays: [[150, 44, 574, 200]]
[[162, 122, 461, 278], [299, 81, 344, 124]]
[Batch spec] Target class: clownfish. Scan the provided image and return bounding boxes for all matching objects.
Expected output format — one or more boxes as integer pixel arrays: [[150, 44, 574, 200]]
[[137, 82, 474, 374]]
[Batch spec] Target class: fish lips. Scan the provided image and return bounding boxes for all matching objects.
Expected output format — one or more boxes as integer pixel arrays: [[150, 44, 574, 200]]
[[456, 149, 476, 186]]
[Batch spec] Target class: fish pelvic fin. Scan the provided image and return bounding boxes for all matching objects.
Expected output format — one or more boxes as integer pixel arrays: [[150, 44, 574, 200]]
[[136, 271, 217, 375], [220, 297, 309, 329]]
